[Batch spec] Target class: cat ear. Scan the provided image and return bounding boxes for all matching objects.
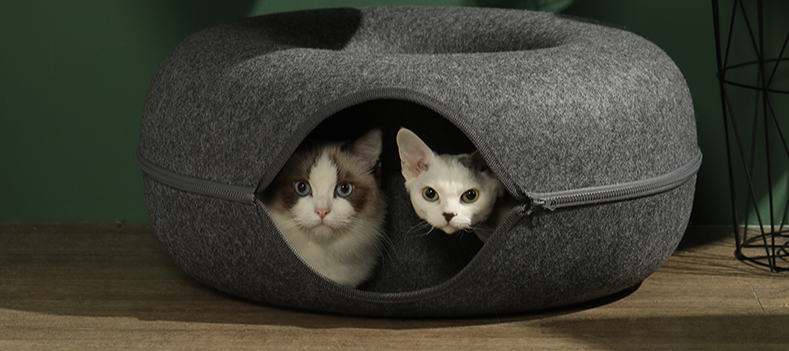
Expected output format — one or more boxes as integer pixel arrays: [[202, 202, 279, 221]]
[[349, 128, 383, 169], [462, 150, 493, 175], [396, 128, 434, 181]]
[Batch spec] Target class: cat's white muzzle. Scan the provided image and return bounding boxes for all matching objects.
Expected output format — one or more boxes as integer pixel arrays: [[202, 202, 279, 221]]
[[436, 216, 473, 234]]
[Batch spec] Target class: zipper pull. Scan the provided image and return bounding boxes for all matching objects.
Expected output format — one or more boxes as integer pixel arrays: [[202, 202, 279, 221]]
[[521, 198, 544, 216], [525, 197, 556, 215]]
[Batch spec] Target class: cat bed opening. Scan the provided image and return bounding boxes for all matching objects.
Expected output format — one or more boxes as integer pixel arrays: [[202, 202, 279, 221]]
[[274, 100, 497, 293], [137, 7, 700, 317]]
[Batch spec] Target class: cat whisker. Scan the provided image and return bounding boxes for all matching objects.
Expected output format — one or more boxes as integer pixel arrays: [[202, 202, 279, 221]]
[[346, 217, 393, 258], [405, 221, 435, 238], [274, 217, 300, 232], [425, 225, 437, 236], [404, 221, 426, 233], [471, 222, 495, 235]]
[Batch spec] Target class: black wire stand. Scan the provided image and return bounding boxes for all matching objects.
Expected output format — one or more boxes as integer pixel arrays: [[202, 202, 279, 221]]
[[713, 0, 789, 272]]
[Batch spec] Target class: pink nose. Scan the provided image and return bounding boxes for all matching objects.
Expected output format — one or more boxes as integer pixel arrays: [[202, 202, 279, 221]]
[[316, 208, 331, 219]]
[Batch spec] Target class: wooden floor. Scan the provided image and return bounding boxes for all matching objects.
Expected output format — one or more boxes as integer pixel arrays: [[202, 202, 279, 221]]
[[1, 223, 787, 350]]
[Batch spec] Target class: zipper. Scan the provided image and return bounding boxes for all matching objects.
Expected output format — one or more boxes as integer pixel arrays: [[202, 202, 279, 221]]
[[137, 142, 701, 305], [137, 145, 702, 215], [135, 148, 257, 204], [526, 150, 702, 215]]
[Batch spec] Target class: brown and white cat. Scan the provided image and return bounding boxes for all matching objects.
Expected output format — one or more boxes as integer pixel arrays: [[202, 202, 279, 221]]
[[262, 129, 386, 287], [396, 128, 508, 243]]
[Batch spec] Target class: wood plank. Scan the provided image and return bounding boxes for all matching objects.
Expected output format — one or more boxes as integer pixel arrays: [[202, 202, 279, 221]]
[[1, 223, 788, 350]]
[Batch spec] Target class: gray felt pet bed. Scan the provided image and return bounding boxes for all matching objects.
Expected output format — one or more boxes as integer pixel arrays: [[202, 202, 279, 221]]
[[136, 7, 701, 317]]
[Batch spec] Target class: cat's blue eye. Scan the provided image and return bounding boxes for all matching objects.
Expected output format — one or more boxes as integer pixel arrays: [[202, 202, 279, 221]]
[[422, 187, 439, 202], [294, 181, 311, 196], [335, 183, 353, 197], [461, 189, 478, 203]]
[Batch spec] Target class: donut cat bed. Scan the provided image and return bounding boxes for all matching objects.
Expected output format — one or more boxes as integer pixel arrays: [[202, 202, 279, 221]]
[[136, 7, 700, 317]]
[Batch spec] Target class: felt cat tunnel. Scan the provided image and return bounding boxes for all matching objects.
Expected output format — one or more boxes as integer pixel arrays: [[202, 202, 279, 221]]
[[136, 7, 701, 317]]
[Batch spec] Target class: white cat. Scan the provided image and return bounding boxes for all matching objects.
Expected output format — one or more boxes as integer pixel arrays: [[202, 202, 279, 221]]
[[262, 129, 386, 287], [396, 128, 507, 242]]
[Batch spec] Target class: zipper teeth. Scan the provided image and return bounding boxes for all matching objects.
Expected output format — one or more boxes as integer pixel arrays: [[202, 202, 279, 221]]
[[533, 151, 702, 212], [546, 180, 667, 208], [174, 178, 250, 201], [136, 148, 256, 204]]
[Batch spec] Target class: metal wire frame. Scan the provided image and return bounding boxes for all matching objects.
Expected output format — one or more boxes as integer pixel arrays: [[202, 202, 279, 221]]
[[712, 0, 789, 272]]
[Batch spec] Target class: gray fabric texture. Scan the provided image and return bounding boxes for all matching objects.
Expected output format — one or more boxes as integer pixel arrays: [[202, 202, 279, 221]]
[[138, 7, 699, 317]]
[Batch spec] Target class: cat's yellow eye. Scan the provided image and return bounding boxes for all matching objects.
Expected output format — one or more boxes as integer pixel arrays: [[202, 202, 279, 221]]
[[461, 189, 478, 203], [422, 187, 439, 202]]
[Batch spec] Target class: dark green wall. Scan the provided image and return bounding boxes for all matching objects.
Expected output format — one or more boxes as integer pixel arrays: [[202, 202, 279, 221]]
[[1, 1, 256, 222], [0, 1, 740, 224]]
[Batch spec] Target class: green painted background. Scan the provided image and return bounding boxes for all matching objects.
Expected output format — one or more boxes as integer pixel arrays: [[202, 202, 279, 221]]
[[0, 0, 770, 225]]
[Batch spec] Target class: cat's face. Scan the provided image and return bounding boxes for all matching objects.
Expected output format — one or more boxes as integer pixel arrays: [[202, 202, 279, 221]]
[[266, 129, 384, 240], [397, 128, 503, 235]]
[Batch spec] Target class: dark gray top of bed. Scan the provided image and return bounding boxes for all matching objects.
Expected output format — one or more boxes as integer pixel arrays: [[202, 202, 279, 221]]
[[138, 6, 698, 198]]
